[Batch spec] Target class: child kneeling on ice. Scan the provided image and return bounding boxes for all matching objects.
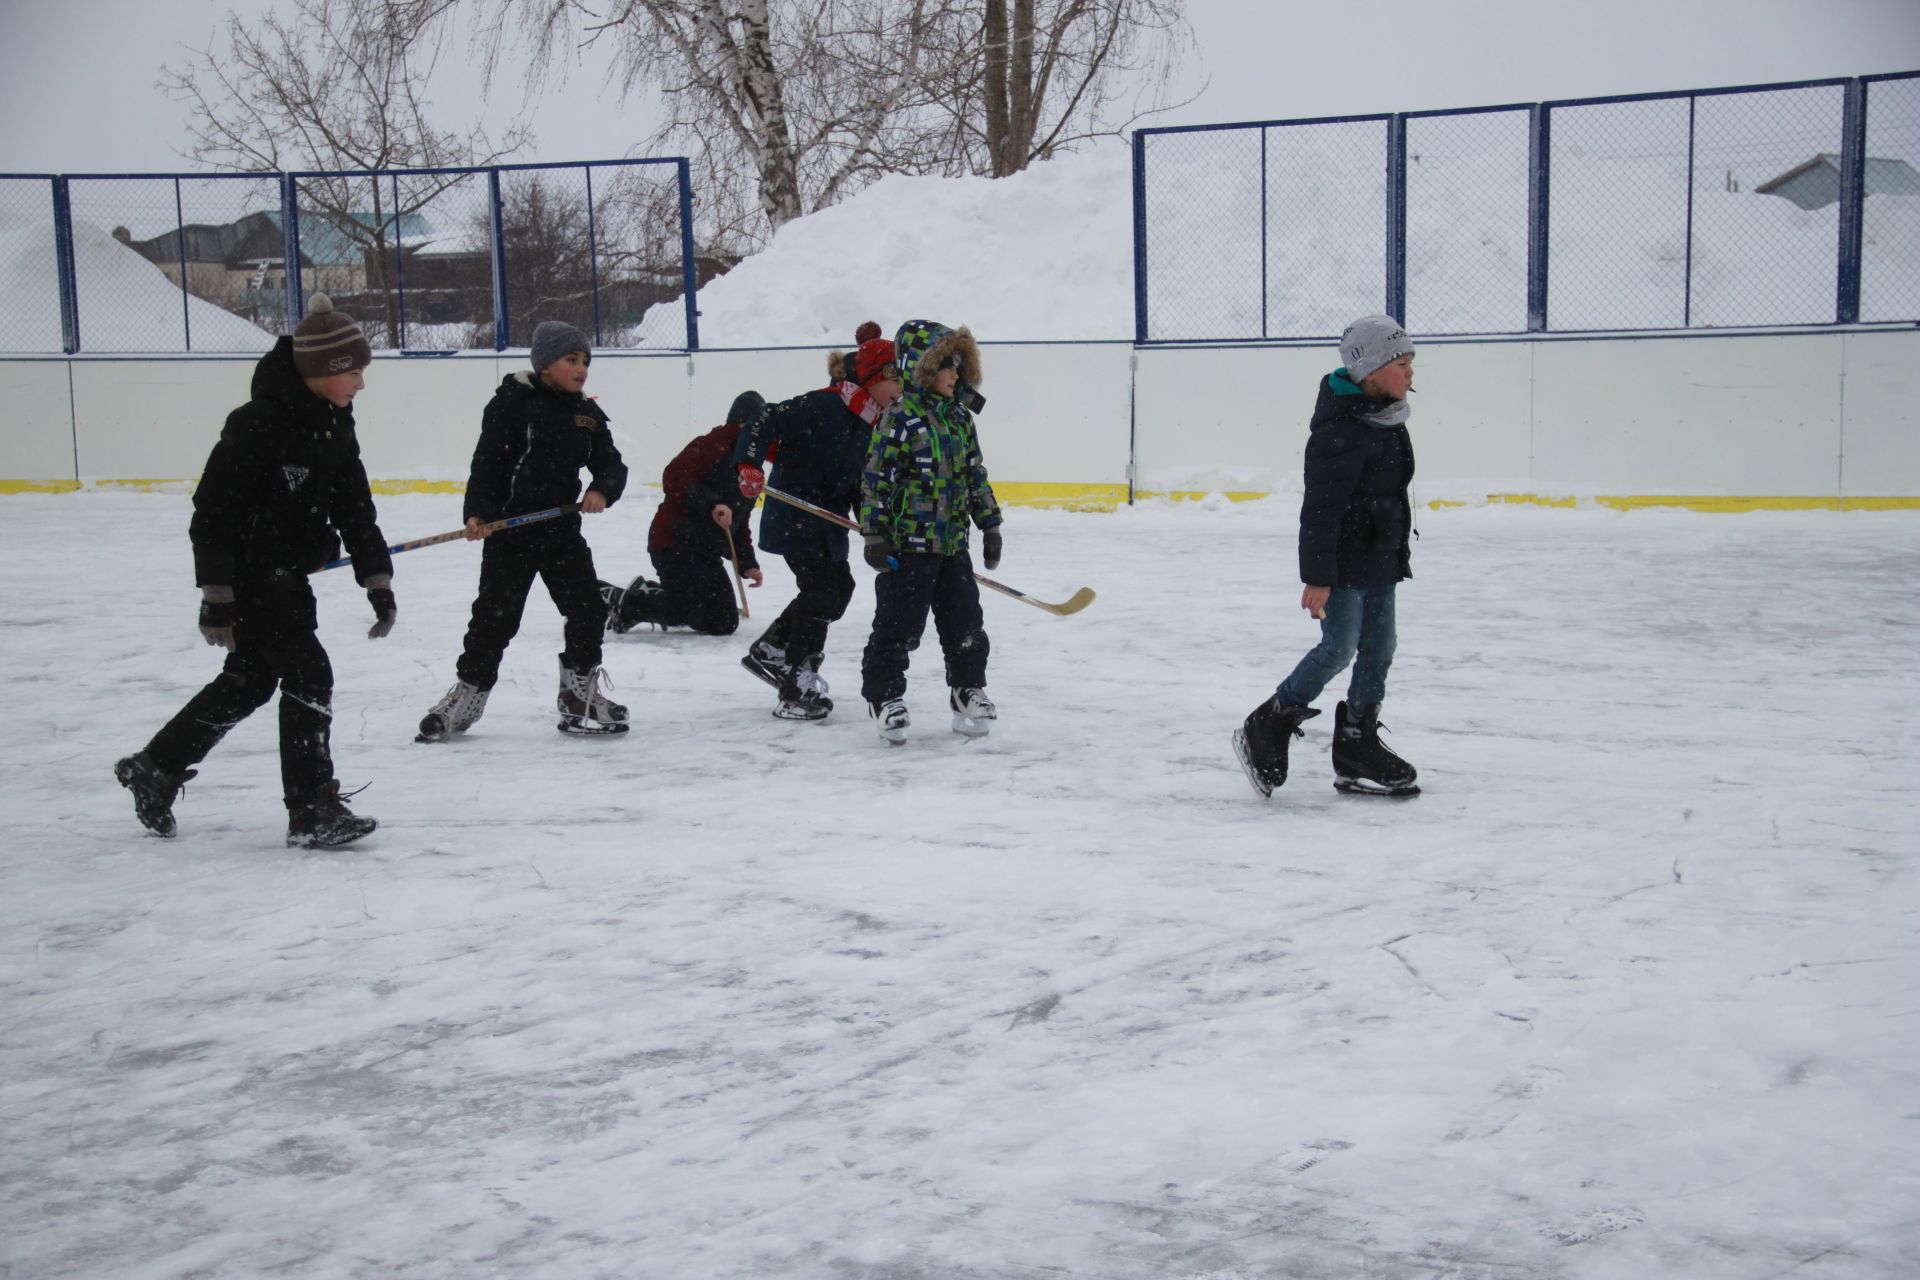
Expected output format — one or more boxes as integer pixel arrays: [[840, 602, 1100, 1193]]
[[1233, 314, 1420, 797], [857, 318, 1003, 744], [418, 320, 630, 740]]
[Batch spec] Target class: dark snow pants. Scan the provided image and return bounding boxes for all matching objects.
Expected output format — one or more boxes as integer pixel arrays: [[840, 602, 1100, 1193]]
[[754, 555, 855, 665], [859, 549, 989, 705], [618, 547, 741, 636], [145, 578, 335, 807], [456, 523, 605, 688]]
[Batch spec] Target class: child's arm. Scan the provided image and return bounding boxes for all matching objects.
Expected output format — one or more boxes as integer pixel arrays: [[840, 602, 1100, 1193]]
[[462, 398, 514, 524], [1297, 425, 1369, 588], [188, 415, 264, 590], [858, 407, 911, 539], [329, 441, 394, 586], [962, 415, 1002, 532], [585, 416, 628, 510]]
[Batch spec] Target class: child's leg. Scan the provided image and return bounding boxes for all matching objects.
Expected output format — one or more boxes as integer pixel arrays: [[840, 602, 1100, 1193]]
[[538, 532, 612, 671], [779, 556, 856, 666], [1344, 584, 1398, 709], [860, 554, 940, 705], [273, 626, 336, 806], [456, 537, 541, 688], [1274, 587, 1364, 707], [142, 588, 294, 772], [929, 552, 989, 690], [625, 548, 739, 635]]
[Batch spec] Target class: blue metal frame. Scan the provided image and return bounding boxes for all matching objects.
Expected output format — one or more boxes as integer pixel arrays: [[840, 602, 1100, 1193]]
[[1132, 71, 1912, 344], [280, 172, 304, 329], [585, 166, 602, 344], [50, 178, 79, 354], [488, 168, 510, 351], [677, 158, 700, 352], [174, 178, 192, 351]]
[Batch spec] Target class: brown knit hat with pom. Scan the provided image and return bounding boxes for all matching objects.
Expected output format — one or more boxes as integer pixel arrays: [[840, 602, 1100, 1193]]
[[292, 293, 372, 378]]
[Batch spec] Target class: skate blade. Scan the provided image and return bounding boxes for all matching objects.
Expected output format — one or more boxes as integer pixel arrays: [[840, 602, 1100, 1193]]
[[1334, 778, 1420, 798], [951, 714, 992, 738], [286, 821, 378, 850], [740, 655, 785, 690], [773, 705, 831, 722], [557, 719, 631, 736], [1230, 728, 1274, 799]]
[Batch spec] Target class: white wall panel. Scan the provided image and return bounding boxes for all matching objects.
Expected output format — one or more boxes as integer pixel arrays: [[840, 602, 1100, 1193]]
[[0, 360, 78, 485], [1134, 345, 1330, 494], [1839, 330, 1920, 498], [70, 358, 257, 482]]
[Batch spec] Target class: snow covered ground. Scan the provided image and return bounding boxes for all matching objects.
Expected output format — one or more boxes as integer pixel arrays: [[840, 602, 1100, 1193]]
[[3, 492, 1917, 1279]]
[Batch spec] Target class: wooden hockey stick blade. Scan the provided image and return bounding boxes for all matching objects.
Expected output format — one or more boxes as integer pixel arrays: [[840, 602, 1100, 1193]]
[[763, 486, 1096, 616], [315, 504, 579, 572]]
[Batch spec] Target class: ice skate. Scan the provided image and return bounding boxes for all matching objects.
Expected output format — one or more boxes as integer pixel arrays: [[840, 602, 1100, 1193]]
[[416, 679, 490, 743], [869, 698, 910, 746], [602, 575, 664, 634], [949, 687, 996, 738], [113, 751, 197, 837], [773, 659, 832, 722], [286, 781, 378, 849], [1331, 701, 1419, 797], [557, 662, 630, 736], [1232, 697, 1320, 798], [740, 637, 792, 690]]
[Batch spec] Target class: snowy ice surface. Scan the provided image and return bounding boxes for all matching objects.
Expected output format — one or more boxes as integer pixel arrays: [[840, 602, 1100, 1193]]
[[3, 493, 1918, 1279]]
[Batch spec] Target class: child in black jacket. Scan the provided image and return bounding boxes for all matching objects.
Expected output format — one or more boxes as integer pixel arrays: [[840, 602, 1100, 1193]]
[[418, 321, 630, 740], [599, 391, 766, 638], [115, 295, 396, 848], [1233, 314, 1421, 798]]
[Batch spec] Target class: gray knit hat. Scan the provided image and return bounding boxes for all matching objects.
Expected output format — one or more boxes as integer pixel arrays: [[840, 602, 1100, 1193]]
[[530, 320, 592, 372], [1339, 314, 1415, 384], [291, 293, 371, 378]]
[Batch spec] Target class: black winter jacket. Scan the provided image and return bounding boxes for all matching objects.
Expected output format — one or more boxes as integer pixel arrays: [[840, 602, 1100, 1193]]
[[189, 336, 392, 589], [735, 387, 872, 561], [464, 373, 627, 526], [649, 422, 759, 569], [1298, 374, 1416, 589]]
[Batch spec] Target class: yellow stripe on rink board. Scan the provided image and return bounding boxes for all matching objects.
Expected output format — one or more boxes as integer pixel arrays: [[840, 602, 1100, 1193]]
[[5, 480, 1917, 512]]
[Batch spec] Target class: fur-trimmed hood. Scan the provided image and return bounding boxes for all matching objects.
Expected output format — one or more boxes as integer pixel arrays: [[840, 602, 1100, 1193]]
[[893, 319, 982, 392]]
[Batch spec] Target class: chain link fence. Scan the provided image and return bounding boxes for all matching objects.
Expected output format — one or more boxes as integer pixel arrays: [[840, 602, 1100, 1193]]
[[0, 159, 696, 355], [1136, 72, 1919, 341]]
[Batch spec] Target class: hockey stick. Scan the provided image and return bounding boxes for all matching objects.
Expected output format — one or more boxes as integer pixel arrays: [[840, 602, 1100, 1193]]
[[723, 521, 751, 618], [315, 504, 580, 572], [761, 485, 1096, 617]]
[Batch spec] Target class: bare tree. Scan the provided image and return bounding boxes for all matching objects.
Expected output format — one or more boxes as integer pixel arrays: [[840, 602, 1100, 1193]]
[[162, 0, 529, 343], [452, 0, 1189, 252]]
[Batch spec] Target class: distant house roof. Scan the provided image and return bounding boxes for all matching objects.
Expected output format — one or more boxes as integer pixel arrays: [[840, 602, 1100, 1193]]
[[261, 209, 436, 266], [1754, 153, 1920, 210], [122, 208, 440, 268]]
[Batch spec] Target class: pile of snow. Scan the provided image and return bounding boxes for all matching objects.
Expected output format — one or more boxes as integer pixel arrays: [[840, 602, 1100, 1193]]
[[678, 141, 1137, 345], [0, 206, 273, 354]]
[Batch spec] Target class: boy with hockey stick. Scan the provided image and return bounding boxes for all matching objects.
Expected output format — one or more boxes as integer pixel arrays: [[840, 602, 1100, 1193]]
[[599, 390, 768, 639], [417, 320, 630, 741], [114, 294, 396, 848], [857, 318, 1003, 745], [732, 322, 904, 721], [1233, 314, 1421, 798]]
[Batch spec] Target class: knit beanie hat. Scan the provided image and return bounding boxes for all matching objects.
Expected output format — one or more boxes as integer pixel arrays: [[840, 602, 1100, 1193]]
[[530, 320, 592, 372], [727, 390, 766, 425], [1339, 314, 1415, 384], [291, 294, 372, 378], [848, 320, 898, 387]]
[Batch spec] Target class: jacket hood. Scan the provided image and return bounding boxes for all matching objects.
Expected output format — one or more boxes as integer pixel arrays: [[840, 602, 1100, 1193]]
[[250, 335, 308, 405], [1310, 372, 1398, 430], [494, 370, 608, 422], [893, 319, 982, 391]]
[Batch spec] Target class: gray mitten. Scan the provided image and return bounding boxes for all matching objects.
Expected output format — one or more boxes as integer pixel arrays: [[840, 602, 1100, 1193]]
[[981, 527, 1003, 571], [198, 585, 237, 650]]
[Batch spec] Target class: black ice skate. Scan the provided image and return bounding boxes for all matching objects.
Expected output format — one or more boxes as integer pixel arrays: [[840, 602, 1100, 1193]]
[[416, 679, 490, 743], [1231, 698, 1320, 798], [557, 662, 630, 736], [602, 576, 664, 634], [740, 637, 791, 690], [287, 781, 378, 849], [114, 751, 197, 837], [949, 687, 996, 738], [1331, 701, 1420, 797], [773, 657, 832, 722], [869, 698, 910, 746]]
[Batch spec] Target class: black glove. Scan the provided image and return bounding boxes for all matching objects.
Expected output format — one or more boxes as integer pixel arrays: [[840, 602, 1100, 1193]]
[[365, 576, 397, 640], [862, 534, 898, 573], [198, 586, 237, 651], [981, 528, 1003, 571]]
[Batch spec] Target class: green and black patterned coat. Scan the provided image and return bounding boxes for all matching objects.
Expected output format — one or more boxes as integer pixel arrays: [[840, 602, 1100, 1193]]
[[858, 319, 1002, 556]]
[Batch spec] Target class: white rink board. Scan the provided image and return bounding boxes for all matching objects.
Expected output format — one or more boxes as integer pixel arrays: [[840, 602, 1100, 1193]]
[[4, 330, 1918, 500]]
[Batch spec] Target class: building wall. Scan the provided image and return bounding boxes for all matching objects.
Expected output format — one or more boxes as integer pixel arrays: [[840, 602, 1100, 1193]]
[[3, 329, 1916, 507]]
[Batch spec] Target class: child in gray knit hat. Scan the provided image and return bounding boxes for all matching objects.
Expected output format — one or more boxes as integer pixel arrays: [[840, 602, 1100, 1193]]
[[1232, 313, 1421, 799]]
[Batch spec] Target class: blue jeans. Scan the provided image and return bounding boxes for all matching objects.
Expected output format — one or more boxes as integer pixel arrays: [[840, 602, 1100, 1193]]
[[1275, 583, 1398, 710]]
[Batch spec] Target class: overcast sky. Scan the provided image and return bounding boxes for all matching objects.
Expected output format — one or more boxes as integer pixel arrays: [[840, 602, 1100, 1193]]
[[1, 0, 1915, 174]]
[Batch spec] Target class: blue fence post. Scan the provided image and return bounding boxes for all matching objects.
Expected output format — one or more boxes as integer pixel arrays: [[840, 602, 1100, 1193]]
[[676, 159, 699, 351], [51, 177, 80, 354], [391, 172, 409, 349], [1683, 96, 1697, 328], [1526, 104, 1551, 332], [489, 168, 510, 351], [1835, 78, 1867, 325], [174, 177, 192, 352], [1259, 128, 1269, 338], [585, 165, 602, 345], [1386, 114, 1408, 323], [1131, 130, 1149, 343], [279, 172, 304, 329]]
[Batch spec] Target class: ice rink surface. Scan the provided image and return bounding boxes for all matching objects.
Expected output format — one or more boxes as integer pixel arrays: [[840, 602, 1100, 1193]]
[[2, 491, 1916, 1279]]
